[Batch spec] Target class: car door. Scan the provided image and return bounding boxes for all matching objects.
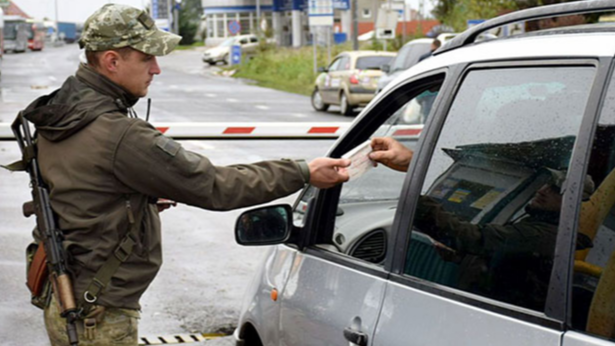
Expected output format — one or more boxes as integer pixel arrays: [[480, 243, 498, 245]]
[[277, 72, 446, 346], [561, 58, 615, 346], [320, 57, 343, 104], [373, 60, 603, 345]]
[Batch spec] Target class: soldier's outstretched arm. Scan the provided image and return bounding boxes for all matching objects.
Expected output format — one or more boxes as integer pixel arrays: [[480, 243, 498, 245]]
[[308, 157, 351, 189]]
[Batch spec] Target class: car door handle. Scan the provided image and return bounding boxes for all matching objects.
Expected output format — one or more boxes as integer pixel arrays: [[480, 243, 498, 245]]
[[343, 327, 368, 346]]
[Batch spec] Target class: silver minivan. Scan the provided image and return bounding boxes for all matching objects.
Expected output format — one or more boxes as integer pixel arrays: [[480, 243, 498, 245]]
[[233, 2, 615, 345]]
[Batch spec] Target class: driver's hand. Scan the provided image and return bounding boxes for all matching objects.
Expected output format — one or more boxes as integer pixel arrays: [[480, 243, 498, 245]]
[[369, 137, 414, 172]]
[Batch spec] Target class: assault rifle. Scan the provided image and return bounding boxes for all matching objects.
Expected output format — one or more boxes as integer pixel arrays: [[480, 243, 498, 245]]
[[12, 113, 80, 346]]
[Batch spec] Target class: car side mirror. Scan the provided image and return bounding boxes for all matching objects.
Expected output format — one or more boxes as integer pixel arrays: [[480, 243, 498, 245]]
[[235, 204, 293, 245], [381, 64, 390, 73], [318, 67, 328, 73]]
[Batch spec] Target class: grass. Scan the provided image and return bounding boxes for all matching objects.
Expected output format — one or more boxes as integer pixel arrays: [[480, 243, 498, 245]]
[[175, 41, 205, 50], [231, 42, 356, 96], [229, 37, 414, 96]]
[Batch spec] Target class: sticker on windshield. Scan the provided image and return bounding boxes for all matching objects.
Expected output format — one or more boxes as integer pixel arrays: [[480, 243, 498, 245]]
[[342, 140, 374, 181]]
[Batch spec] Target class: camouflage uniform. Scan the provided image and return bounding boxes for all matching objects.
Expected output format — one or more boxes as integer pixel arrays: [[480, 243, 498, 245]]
[[45, 296, 139, 346], [24, 4, 309, 346], [79, 4, 181, 56]]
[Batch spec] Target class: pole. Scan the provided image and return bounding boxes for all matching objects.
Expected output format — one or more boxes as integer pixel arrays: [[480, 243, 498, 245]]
[[54, 0, 59, 41], [313, 28, 317, 74], [173, 0, 179, 35], [256, 0, 261, 36], [402, 0, 406, 43], [327, 26, 331, 65], [351, 0, 358, 50]]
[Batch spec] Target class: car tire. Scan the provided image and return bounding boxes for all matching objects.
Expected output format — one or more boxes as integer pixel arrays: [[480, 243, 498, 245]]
[[207, 61, 216, 66], [223, 54, 230, 65], [339, 93, 353, 116], [311, 89, 329, 112]]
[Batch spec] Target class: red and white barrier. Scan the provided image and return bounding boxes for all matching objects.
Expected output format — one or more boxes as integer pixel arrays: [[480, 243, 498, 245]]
[[0, 122, 352, 140], [0, 122, 423, 140]]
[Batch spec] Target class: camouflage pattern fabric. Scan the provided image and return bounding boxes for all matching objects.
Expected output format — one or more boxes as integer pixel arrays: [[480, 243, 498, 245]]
[[79, 4, 181, 56], [44, 295, 140, 346]]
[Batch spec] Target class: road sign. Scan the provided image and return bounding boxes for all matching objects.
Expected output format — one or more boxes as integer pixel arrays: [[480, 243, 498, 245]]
[[228, 20, 241, 35], [308, 0, 334, 27], [376, 8, 398, 39], [332, 0, 349, 10], [231, 45, 242, 65]]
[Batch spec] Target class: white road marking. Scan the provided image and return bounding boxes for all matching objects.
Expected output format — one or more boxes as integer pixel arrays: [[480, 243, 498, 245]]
[[292, 113, 308, 118], [48, 76, 57, 82], [226, 98, 238, 103], [205, 93, 216, 97], [169, 85, 179, 89], [255, 105, 269, 110]]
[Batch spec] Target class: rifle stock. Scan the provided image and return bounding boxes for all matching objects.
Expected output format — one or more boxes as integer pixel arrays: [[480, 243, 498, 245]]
[[12, 114, 80, 346]]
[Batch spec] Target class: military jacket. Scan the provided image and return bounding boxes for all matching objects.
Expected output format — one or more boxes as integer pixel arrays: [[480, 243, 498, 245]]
[[22, 64, 309, 309]]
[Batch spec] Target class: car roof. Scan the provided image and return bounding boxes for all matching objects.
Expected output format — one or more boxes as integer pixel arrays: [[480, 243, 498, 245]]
[[379, 31, 615, 96], [338, 51, 397, 58], [403, 38, 434, 47]]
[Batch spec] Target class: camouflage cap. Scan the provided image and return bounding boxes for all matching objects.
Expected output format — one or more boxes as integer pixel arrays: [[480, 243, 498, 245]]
[[79, 4, 181, 56]]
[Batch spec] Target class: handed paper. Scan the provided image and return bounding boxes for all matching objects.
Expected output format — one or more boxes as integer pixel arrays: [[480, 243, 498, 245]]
[[342, 140, 374, 181]]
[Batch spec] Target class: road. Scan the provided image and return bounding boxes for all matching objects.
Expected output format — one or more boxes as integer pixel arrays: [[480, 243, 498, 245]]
[[0, 44, 351, 345]]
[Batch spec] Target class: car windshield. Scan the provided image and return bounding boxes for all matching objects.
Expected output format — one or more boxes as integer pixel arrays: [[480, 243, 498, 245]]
[[356, 56, 393, 70], [391, 42, 431, 72], [218, 37, 236, 47]]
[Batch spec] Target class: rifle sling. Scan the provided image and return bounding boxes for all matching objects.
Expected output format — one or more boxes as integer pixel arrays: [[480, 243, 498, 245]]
[[2, 143, 36, 172], [79, 199, 138, 314]]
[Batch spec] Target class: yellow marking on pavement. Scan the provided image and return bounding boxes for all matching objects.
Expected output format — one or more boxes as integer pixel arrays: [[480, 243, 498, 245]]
[[139, 333, 227, 345]]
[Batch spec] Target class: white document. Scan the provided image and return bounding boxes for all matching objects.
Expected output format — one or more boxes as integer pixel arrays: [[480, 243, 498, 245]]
[[342, 140, 374, 181]]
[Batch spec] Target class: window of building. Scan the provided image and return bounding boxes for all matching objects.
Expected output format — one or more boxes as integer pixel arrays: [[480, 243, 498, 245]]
[[362, 8, 372, 18]]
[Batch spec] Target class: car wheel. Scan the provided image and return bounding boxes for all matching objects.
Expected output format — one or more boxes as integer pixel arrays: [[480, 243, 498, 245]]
[[207, 61, 216, 66], [223, 54, 230, 65], [339, 93, 353, 116], [311, 89, 329, 112]]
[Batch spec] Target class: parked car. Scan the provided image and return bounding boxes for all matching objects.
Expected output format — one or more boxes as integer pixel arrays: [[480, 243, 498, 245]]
[[311, 51, 396, 115], [202, 34, 259, 65], [376, 38, 433, 93], [233, 2, 615, 346]]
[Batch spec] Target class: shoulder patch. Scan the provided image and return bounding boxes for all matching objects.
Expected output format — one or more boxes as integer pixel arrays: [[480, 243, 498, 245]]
[[155, 136, 181, 157]]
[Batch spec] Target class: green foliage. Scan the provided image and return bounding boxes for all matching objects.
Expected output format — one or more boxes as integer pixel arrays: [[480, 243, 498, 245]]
[[232, 43, 355, 96], [178, 0, 203, 45], [432, 0, 518, 31]]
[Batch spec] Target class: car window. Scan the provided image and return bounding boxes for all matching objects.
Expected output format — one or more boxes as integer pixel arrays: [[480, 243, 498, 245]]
[[390, 45, 413, 72], [404, 66, 595, 312], [250, 37, 258, 43], [404, 43, 432, 68], [328, 58, 342, 72], [338, 57, 351, 71], [240, 38, 248, 44], [570, 73, 615, 339], [356, 56, 393, 70], [295, 80, 443, 266]]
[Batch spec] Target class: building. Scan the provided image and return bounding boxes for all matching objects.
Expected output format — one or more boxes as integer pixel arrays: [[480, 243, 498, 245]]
[[198, 0, 438, 48]]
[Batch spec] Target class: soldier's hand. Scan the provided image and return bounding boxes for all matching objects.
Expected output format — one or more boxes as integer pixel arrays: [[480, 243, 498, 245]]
[[308, 158, 351, 189], [156, 199, 177, 213], [368, 137, 413, 172]]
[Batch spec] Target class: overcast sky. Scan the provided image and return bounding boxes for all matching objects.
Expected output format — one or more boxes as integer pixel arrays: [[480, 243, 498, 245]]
[[12, 0, 149, 23], [11, 0, 434, 23]]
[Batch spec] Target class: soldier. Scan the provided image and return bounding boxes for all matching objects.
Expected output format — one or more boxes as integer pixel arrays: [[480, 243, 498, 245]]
[[21, 4, 350, 345]]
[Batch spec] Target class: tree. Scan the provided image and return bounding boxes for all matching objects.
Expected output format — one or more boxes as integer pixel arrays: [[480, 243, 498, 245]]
[[178, 0, 203, 45], [432, 0, 517, 31]]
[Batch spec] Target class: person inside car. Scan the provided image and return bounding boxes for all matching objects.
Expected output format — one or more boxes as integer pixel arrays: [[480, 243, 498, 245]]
[[368, 137, 594, 310]]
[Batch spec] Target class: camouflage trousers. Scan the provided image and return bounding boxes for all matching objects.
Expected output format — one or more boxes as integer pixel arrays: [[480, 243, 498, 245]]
[[44, 295, 140, 346]]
